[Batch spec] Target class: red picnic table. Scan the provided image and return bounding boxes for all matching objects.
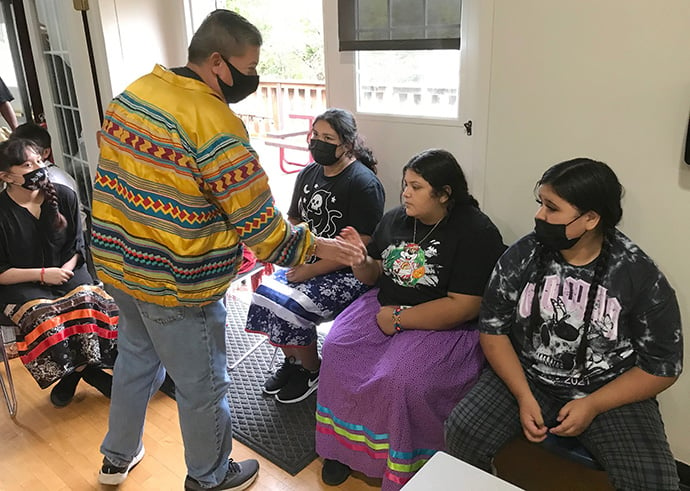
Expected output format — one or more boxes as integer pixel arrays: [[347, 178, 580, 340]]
[[264, 114, 314, 174]]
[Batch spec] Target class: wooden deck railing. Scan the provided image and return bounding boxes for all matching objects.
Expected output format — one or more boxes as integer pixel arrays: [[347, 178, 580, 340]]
[[234, 80, 326, 138]]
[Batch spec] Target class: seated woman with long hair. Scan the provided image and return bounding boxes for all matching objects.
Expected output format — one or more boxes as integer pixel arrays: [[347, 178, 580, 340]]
[[315, 149, 505, 490], [0, 138, 118, 407], [245, 108, 385, 404], [445, 158, 683, 490]]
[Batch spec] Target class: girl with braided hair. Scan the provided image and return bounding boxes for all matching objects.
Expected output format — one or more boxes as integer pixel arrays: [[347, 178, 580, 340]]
[[445, 158, 683, 490], [0, 138, 118, 407]]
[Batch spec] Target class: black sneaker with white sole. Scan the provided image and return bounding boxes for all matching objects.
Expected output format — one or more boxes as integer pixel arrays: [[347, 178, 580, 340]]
[[275, 365, 319, 404], [262, 356, 299, 395], [98, 446, 146, 485], [184, 458, 259, 491]]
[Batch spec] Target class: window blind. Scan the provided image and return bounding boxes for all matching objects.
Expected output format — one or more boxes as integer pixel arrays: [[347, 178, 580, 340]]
[[338, 0, 462, 51]]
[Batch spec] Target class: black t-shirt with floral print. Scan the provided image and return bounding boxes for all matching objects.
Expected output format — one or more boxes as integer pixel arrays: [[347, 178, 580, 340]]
[[480, 229, 683, 399], [369, 205, 505, 308]]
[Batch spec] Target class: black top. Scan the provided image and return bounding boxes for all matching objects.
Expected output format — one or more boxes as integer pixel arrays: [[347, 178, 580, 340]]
[[0, 76, 13, 104], [480, 229, 683, 398], [170, 66, 204, 83], [288, 161, 385, 238], [369, 205, 506, 307], [0, 184, 90, 305]]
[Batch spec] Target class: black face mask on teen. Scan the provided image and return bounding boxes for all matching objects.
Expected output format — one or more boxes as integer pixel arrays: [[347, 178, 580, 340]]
[[18, 166, 49, 191], [309, 139, 342, 166], [534, 214, 584, 251], [217, 58, 259, 103]]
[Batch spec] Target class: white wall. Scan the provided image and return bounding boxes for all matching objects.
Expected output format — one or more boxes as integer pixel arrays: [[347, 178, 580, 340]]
[[325, 0, 690, 463], [483, 0, 690, 462], [96, 0, 188, 99]]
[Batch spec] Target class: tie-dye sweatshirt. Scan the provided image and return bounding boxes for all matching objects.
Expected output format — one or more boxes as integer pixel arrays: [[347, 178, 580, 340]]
[[91, 65, 314, 307], [480, 229, 682, 399]]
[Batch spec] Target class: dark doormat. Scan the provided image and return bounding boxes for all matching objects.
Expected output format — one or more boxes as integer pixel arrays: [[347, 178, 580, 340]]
[[225, 295, 319, 476]]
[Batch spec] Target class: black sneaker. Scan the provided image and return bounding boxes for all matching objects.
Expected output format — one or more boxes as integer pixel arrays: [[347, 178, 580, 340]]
[[98, 447, 145, 485], [81, 365, 113, 398], [262, 356, 299, 395], [322, 458, 351, 486], [184, 459, 259, 491], [50, 370, 82, 407], [275, 365, 319, 404]]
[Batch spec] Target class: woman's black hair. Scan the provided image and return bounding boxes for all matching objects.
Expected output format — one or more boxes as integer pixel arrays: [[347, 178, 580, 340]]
[[13, 122, 52, 152], [0, 138, 67, 231], [528, 157, 623, 370], [313, 108, 378, 174], [401, 148, 479, 210]]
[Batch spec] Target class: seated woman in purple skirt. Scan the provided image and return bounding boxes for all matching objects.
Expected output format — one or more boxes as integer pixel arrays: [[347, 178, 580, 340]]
[[315, 149, 505, 490]]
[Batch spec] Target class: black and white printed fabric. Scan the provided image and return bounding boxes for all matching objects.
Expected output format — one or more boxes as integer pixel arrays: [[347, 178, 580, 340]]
[[368, 205, 505, 307], [289, 160, 384, 241], [480, 229, 683, 399]]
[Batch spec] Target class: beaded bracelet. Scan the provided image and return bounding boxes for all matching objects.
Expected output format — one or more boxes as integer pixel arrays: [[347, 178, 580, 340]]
[[392, 306, 407, 333]]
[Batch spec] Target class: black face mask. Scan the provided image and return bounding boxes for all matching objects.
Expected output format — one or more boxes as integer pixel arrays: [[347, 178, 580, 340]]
[[18, 166, 49, 191], [309, 139, 340, 166], [217, 58, 259, 103], [534, 215, 584, 251]]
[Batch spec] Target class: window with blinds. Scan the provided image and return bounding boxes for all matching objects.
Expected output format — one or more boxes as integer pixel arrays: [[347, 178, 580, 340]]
[[338, 0, 461, 51], [338, 0, 462, 118]]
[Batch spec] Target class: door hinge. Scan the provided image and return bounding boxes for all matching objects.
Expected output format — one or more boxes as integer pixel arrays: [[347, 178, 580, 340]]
[[73, 0, 89, 11], [464, 120, 473, 136]]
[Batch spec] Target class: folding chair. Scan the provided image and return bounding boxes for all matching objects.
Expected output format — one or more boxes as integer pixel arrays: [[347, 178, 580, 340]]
[[226, 262, 280, 373], [0, 316, 18, 417], [0, 203, 95, 418]]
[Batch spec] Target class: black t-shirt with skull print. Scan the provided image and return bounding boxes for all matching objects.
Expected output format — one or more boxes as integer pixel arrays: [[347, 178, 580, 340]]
[[368, 205, 506, 308], [288, 161, 385, 244], [480, 229, 683, 399]]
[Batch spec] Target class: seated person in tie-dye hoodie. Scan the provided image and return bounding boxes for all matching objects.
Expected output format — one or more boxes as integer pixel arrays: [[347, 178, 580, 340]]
[[445, 157, 683, 491]]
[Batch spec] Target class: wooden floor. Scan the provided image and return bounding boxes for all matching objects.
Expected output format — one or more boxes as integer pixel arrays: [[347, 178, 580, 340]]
[[1, 354, 619, 491], [0, 356, 381, 491]]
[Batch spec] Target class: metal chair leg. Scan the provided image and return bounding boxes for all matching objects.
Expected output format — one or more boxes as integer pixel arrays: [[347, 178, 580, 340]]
[[0, 329, 18, 417], [266, 346, 279, 373], [228, 337, 267, 371]]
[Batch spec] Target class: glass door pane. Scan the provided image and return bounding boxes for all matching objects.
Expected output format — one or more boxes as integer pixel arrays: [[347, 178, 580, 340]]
[[29, 0, 92, 205]]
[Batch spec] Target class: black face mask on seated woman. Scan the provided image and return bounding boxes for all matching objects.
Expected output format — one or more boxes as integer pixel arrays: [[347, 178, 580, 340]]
[[534, 214, 584, 251], [309, 140, 341, 166], [18, 166, 49, 191]]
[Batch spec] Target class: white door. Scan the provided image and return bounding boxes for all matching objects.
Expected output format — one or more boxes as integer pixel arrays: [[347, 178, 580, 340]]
[[322, 0, 494, 208], [22, 0, 104, 205]]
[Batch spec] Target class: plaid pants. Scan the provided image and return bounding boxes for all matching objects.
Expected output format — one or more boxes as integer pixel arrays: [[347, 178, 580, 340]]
[[444, 368, 680, 491]]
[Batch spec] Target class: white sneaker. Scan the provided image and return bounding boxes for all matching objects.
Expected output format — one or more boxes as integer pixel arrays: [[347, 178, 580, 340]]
[[98, 446, 145, 485]]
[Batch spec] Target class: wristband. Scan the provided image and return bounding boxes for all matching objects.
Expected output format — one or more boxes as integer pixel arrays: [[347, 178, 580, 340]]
[[40, 267, 45, 284], [392, 306, 407, 333]]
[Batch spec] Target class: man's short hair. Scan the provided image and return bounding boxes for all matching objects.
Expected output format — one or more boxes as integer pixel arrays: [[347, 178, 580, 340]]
[[188, 9, 262, 64], [12, 122, 51, 151]]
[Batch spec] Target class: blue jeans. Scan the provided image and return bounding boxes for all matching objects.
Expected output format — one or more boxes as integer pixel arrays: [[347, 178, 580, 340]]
[[101, 285, 232, 487]]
